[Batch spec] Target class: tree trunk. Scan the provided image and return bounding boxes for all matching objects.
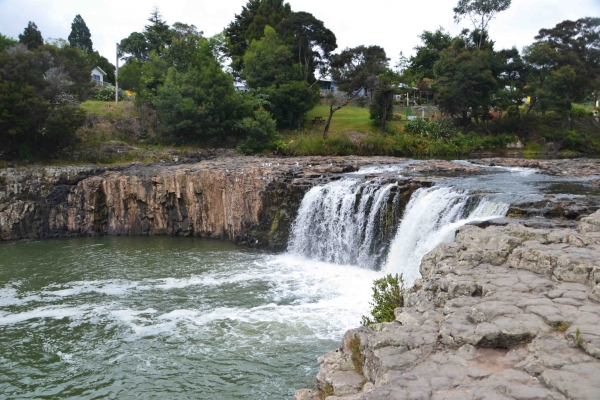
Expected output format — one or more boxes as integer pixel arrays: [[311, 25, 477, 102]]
[[323, 104, 335, 139], [381, 97, 388, 133]]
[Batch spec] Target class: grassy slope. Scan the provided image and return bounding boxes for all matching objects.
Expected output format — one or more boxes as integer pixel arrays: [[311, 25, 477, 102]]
[[81, 101, 138, 120]]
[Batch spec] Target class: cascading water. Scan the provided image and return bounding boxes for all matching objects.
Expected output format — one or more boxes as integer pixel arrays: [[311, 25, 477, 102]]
[[287, 178, 401, 269], [383, 186, 509, 286]]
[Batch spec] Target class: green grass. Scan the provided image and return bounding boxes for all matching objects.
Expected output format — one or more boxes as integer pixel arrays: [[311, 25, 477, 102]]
[[81, 100, 138, 120], [306, 105, 402, 134]]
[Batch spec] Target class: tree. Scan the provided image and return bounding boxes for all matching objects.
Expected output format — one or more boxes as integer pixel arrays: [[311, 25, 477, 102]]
[[369, 75, 395, 133], [0, 34, 18, 52], [144, 7, 173, 57], [19, 21, 43, 50], [242, 26, 319, 128], [167, 22, 204, 72], [68, 14, 93, 52], [278, 11, 337, 82], [323, 45, 388, 138], [409, 28, 453, 81], [0, 43, 90, 158], [153, 41, 246, 142], [119, 32, 149, 62], [225, 0, 292, 73], [453, 0, 512, 49], [534, 17, 600, 104], [433, 43, 499, 125], [495, 47, 528, 118]]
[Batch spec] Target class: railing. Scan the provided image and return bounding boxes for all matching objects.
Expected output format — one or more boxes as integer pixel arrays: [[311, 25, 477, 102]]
[[93, 80, 113, 88]]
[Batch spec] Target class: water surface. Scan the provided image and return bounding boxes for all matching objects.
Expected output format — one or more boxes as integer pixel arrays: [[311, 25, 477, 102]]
[[0, 237, 378, 399]]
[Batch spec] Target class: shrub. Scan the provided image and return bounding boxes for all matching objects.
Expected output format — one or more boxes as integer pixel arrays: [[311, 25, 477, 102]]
[[570, 104, 592, 118], [405, 119, 458, 141], [90, 85, 126, 101], [361, 273, 404, 326], [236, 108, 281, 154]]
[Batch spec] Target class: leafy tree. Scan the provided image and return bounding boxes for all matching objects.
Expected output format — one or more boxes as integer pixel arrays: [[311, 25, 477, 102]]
[[369, 75, 395, 133], [409, 28, 453, 81], [153, 41, 245, 142], [495, 47, 528, 118], [119, 32, 149, 61], [242, 26, 296, 88], [19, 21, 43, 50], [0, 43, 90, 158], [236, 107, 280, 154], [68, 14, 93, 52], [534, 17, 600, 104], [225, 0, 292, 73], [278, 11, 337, 82], [242, 26, 319, 128], [453, 0, 512, 49], [323, 45, 388, 138], [167, 22, 204, 72], [0, 34, 18, 52], [145, 7, 173, 57], [433, 44, 499, 125]]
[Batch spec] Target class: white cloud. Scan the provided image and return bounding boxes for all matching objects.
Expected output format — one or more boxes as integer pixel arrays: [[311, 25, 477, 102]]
[[1, 0, 598, 66]]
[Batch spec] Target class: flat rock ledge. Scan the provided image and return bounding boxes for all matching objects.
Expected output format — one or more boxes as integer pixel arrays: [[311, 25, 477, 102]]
[[295, 210, 600, 400]]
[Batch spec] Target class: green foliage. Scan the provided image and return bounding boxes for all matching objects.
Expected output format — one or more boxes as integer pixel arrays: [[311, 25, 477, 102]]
[[0, 42, 90, 158], [0, 34, 17, 52], [361, 274, 404, 326], [570, 104, 592, 118], [225, 0, 293, 73], [409, 28, 453, 81], [242, 26, 319, 128], [433, 47, 499, 123], [153, 41, 245, 143], [19, 21, 43, 50], [236, 108, 280, 154], [453, 0, 512, 49], [405, 119, 458, 140], [68, 14, 93, 52], [90, 86, 126, 101], [369, 75, 395, 132]]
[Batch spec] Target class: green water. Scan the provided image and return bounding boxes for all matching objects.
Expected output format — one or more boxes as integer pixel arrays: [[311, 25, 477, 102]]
[[0, 237, 379, 399]]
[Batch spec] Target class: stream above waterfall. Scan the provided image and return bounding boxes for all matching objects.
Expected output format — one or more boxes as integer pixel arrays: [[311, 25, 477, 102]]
[[1, 160, 599, 399]]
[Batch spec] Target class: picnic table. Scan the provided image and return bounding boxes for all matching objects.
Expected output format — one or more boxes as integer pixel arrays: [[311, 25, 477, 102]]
[[312, 116, 325, 125]]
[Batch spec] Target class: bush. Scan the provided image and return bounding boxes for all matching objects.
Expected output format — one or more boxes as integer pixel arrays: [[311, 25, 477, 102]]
[[236, 108, 281, 154], [361, 273, 404, 326], [90, 86, 126, 101], [405, 119, 458, 140], [570, 104, 593, 118]]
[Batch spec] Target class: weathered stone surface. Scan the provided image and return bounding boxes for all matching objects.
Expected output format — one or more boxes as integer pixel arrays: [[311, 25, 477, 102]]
[[299, 210, 600, 399], [0, 157, 429, 250]]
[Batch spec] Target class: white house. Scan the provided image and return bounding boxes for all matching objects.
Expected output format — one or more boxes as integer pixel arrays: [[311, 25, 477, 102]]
[[91, 67, 108, 87]]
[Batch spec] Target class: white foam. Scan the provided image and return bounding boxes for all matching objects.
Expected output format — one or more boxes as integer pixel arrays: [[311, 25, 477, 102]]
[[384, 186, 509, 286]]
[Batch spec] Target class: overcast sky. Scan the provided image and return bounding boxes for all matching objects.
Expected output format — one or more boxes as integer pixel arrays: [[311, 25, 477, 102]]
[[1, 0, 598, 66]]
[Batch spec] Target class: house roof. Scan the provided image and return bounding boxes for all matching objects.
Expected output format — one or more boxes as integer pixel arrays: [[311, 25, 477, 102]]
[[92, 66, 107, 76]]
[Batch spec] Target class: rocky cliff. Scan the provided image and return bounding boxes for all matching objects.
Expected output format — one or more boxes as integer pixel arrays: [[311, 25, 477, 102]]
[[295, 211, 600, 400], [0, 156, 427, 250]]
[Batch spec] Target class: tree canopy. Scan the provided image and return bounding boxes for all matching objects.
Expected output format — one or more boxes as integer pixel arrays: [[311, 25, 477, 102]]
[[68, 14, 93, 52], [18, 21, 43, 50]]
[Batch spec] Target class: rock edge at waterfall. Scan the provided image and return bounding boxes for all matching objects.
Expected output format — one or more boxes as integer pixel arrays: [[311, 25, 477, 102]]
[[295, 210, 600, 400]]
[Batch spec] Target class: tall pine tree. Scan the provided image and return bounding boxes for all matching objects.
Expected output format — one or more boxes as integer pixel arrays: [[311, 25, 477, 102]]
[[68, 14, 93, 52], [18, 21, 43, 50]]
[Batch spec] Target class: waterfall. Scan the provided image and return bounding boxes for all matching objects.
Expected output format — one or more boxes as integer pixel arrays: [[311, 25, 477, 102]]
[[287, 178, 400, 269], [383, 186, 509, 286]]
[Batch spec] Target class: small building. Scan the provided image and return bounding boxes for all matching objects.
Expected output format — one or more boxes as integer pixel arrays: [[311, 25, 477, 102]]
[[91, 66, 108, 87], [234, 80, 249, 91], [318, 79, 338, 96]]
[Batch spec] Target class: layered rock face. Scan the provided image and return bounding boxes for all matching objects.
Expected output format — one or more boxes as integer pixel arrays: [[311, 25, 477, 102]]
[[297, 211, 600, 400], [0, 156, 422, 249]]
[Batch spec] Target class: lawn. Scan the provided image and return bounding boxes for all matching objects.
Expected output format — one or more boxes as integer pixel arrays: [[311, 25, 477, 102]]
[[305, 105, 379, 134], [81, 100, 138, 120]]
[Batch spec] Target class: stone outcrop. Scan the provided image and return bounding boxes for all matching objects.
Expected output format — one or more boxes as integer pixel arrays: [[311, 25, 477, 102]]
[[0, 156, 427, 250], [296, 211, 600, 400]]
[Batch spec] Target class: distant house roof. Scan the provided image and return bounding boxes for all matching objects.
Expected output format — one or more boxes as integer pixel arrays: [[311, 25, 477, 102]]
[[92, 66, 107, 76]]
